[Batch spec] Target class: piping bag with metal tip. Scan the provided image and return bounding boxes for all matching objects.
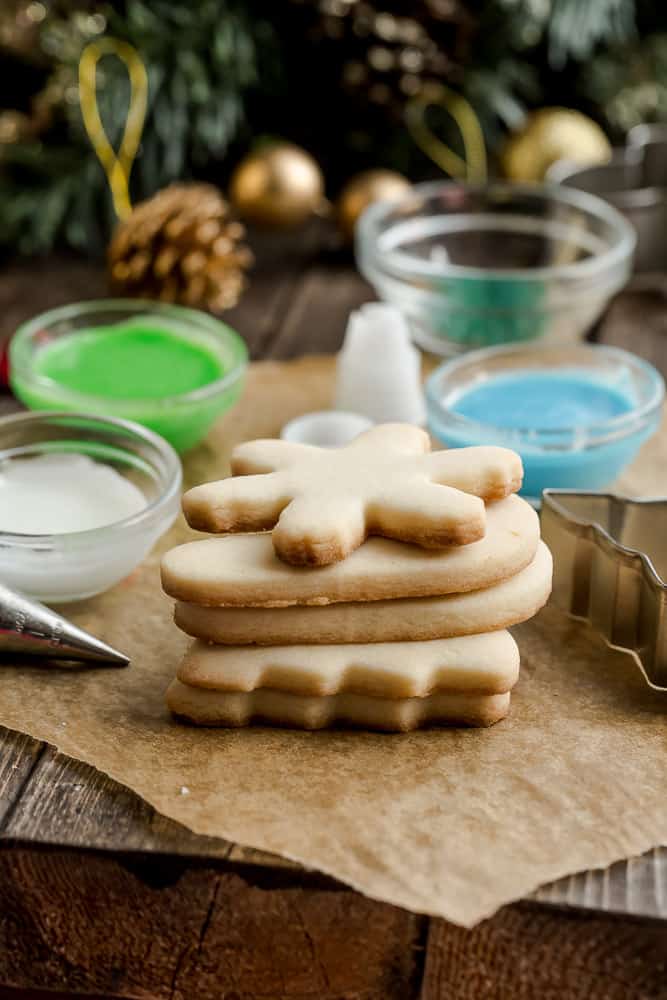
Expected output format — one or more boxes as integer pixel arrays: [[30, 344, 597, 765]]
[[0, 582, 129, 667]]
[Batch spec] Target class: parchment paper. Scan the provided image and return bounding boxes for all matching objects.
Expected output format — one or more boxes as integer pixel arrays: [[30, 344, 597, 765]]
[[1, 356, 666, 928]]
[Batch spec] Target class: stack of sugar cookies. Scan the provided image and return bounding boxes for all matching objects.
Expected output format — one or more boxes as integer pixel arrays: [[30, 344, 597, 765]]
[[161, 425, 552, 731]]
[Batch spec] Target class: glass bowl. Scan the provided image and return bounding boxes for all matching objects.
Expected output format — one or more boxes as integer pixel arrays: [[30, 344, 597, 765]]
[[357, 182, 636, 355], [0, 411, 182, 603], [9, 300, 248, 452], [426, 343, 664, 502]]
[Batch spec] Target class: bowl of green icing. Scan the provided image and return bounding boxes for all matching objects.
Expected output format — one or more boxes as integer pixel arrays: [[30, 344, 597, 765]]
[[10, 300, 248, 452]]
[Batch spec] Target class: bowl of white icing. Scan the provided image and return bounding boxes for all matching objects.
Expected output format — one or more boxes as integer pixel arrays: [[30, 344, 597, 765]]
[[0, 411, 181, 602]]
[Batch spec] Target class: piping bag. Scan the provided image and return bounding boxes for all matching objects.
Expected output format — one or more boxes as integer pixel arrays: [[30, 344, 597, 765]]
[[0, 582, 128, 667]]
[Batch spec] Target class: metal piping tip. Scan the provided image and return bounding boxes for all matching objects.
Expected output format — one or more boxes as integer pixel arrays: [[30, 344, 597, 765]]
[[0, 583, 129, 667]]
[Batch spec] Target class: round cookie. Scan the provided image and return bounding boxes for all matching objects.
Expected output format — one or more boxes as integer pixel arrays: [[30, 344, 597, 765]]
[[162, 494, 540, 608], [174, 541, 552, 644]]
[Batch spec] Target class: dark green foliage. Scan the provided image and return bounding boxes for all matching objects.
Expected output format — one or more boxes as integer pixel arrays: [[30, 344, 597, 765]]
[[1, 0, 666, 256], [0, 0, 278, 254], [509, 0, 637, 67], [583, 31, 667, 133]]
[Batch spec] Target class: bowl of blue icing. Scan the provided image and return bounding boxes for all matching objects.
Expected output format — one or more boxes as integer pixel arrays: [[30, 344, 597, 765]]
[[426, 343, 664, 501]]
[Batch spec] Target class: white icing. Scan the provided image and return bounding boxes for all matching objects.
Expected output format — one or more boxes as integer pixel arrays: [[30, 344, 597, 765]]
[[0, 453, 146, 534]]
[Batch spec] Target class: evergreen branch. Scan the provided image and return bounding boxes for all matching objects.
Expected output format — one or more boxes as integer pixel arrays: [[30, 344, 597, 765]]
[[0, 0, 279, 254], [547, 0, 637, 67]]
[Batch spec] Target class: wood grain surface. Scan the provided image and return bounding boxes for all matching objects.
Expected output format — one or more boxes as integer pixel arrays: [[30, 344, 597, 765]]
[[0, 236, 666, 997]]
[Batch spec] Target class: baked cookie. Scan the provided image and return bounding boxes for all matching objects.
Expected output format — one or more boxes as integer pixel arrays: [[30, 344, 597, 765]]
[[166, 682, 512, 731], [182, 424, 523, 566], [174, 540, 552, 644], [162, 494, 539, 608], [175, 630, 520, 699]]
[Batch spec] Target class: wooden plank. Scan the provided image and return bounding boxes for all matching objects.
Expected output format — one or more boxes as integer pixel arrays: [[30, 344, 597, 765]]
[[420, 904, 667, 1000], [0, 846, 424, 999], [0, 257, 107, 345], [0, 397, 20, 418], [267, 264, 372, 359], [2, 843, 667, 1000], [0, 729, 43, 828], [223, 221, 332, 359], [596, 282, 667, 374], [223, 265, 305, 360], [0, 744, 231, 858], [0, 988, 125, 999]]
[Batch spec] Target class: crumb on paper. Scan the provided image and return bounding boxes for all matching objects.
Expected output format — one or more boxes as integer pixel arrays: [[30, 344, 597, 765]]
[[179, 785, 190, 796]]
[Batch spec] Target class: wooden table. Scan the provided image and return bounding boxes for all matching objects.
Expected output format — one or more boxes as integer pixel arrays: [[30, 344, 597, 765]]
[[0, 237, 666, 999]]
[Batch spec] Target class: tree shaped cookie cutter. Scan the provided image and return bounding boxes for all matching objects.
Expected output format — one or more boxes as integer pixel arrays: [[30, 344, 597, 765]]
[[541, 489, 667, 692]]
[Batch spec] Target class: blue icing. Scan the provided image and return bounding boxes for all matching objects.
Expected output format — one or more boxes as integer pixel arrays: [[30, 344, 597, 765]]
[[430, 368, 655, 499], [450, 372, 633, 430]]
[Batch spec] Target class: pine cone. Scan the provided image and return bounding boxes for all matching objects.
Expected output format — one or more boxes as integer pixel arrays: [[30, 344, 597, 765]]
[[108, 183, 253, 313]]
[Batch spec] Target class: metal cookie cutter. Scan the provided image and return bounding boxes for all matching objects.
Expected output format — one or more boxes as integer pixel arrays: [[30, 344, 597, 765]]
[[541, 490, 667, 692]]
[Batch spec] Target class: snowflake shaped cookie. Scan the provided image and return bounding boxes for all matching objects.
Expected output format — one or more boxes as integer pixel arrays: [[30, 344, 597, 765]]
[[183, 424, 523, 566]]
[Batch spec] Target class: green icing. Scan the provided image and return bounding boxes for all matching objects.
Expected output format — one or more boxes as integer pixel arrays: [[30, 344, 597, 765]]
[[34, 320, 225, 399], [12, 316, 244, 452]]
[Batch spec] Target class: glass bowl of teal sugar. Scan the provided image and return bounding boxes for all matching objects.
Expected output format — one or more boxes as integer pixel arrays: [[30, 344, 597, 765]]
[[357, 182, 635, 356], [426, 343, 664, 503], [10, 300, 248, 452]]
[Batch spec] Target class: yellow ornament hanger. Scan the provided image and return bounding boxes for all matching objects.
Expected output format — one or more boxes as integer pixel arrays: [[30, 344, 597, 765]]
[[79, 37, 250, 314], [405, 83, 487, 183], [78, 36, 148, 220]]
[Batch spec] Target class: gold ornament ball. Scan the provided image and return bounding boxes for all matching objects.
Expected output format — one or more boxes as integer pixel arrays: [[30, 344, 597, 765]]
[[336, 169, 411, 241], [501, 108, 612, 183], [229, 142, 325, 228], [0, 109, 33, 145]]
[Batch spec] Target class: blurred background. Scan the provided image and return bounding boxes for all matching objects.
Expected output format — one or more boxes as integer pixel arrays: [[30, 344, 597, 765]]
[[0, 0, 665, 259]]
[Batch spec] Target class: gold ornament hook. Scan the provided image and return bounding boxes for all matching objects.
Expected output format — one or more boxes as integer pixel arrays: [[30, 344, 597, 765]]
[[405, 83, 487, 183], [78, 37, 148, 220]]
